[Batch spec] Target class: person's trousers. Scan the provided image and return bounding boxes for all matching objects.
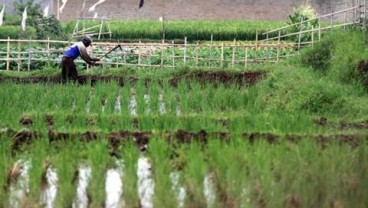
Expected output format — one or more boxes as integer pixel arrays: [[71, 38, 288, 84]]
[[61, 56, 79, 84]]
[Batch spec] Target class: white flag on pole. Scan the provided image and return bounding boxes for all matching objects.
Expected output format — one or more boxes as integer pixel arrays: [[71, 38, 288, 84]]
[[89, 0, 106, 12], [43, 4, 49, 17], [21, 6, 27, 31], [0, 5, 5, 26], [59, 0, 68, 14]]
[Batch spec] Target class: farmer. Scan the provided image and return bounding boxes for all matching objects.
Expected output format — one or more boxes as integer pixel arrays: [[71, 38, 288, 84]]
[[61, 35, 100, 83]]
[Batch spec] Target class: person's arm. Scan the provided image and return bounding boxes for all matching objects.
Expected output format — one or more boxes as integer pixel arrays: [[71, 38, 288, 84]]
[[77, 42, 100, 65]]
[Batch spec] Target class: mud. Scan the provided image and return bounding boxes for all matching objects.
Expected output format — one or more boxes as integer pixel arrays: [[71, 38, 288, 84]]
[[0, 115, 365, 152], [2, 127, 366, 153], [0, 70, 265, 86]]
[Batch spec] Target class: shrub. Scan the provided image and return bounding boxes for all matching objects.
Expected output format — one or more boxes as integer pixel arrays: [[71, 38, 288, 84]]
[[0, 26, 36, 39], [300, 38, 335, 73]]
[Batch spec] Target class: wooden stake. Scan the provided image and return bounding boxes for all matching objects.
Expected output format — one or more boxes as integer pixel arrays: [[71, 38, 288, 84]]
[[18, 40, 21, 71], [184, 37, 187, 64], [6, 37, 10, 71], [221, 42, 224, 68], [196, 41, 199, 67], [172, 41, 175, 67], [244, 47, 248, 68], [232, 38, 236, 68], [277, 31, 281, 62]]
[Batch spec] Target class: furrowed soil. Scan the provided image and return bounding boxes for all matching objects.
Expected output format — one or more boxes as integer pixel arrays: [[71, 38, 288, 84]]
[[0, 70, 265, 86], [2, 115, 366, 152]]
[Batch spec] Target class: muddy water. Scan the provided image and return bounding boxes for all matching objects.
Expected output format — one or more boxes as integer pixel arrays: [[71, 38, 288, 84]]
[[73, 166, 91, 208], [76, 86, 182, 116], [8, 157, 219, 208], [40, 166, 58, 208], [137, 156, 154, 208]]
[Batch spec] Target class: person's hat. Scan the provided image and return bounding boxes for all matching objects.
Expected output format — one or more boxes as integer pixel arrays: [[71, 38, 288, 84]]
[[82, 35, 92, 46]]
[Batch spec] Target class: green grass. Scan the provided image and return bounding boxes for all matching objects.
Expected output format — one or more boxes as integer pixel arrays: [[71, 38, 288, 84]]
[[0, 29, 368, 207]]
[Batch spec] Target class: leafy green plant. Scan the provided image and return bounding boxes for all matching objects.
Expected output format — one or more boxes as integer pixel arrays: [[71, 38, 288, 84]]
[[300, 38, 335, 73], [288, 4, 318, 42]]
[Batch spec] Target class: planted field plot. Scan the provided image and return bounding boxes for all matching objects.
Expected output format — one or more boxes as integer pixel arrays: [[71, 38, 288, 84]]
[[1, 72, 368, 207], [0, 38, 296, 71]]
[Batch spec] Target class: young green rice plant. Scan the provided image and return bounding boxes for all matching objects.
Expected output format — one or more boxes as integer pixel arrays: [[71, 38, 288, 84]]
[[89, 82, 107, 114], [52, 140, 81, 207], [205, 137, 251, 207], [25, 137, 54, 206], [120, 141, 140, 207], [179, 143, 208, 207], [147, 137, 178, 207], [120, 78, 133, 118], [0, 135, 13, 206], [147, 80, 161, 116], [134, 79, 147, 116], [104, 81, 121, 114], [86, 139, 110, 207]]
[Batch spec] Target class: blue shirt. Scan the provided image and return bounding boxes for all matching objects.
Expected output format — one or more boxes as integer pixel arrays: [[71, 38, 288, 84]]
[[64, 43, 81, 60]]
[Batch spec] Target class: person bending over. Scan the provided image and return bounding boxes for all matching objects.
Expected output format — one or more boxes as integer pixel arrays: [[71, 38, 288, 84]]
[[61, 36, 100, 83]]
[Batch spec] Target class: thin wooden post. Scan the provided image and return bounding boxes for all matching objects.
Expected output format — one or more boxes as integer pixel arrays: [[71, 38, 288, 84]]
[[98, 20, 103, 40], [172, 40, 175, 67], [6, 37, 10, 70], [311, 26, 314, 47], [255, 30, 259, 51], [209, 34, 213, 67], [298, 18, 303, 52], [115, 47, 119, 68], [221, 42, 224, 68], [196, 41, 199, 67], [277, 30, 281, 62], [138, 41, 141, 66], [255, 31, 259, 63], [231, 38, 236, 68], [17, 40, 21, 71], [47, 37, 50, 67], [183, 37, 187, 64], [318, 21, 321, 41], [244, 47, 248, 68], [27, 38, 31, 71], [148, 46, 152, 66], [160, 39, 164, 67]]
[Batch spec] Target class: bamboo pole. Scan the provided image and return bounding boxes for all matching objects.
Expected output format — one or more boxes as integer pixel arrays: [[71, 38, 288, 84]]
[[6, 37, 10, 70], [231, 39, 236, 68], [18, 40, 21, 71], [318, 21, 321, 41], [27, 38, 31, 71], [98, 20, 103, 40], [244, 47, 248, 68], [298, 18, 303, 52], [184, 37, 187, 64], [221, 42, 224, 68], [47, 37, 51, 67], [277, 30, 281, 62], [209, 34, 213, 68], [196, 41, 199, 67], [172, 41, 175, 67], [311, 26, 314, 47], [160, 39, 164, 67], [138, 41, 141, 66]]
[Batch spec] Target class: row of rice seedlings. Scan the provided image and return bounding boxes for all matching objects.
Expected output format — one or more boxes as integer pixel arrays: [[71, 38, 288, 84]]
[[0, 81, 328, 134], [63, 20, 286, 41], [1, 136, 367, 207]]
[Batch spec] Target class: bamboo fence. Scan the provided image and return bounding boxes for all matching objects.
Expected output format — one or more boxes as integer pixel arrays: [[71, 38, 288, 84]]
[[0, 37, 295, 71], [0, 1, 366, 71], [263, 1, 366, 51]]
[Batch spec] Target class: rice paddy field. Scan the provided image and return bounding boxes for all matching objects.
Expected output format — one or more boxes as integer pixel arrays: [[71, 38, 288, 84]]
[[1, 28, 368, 208]]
